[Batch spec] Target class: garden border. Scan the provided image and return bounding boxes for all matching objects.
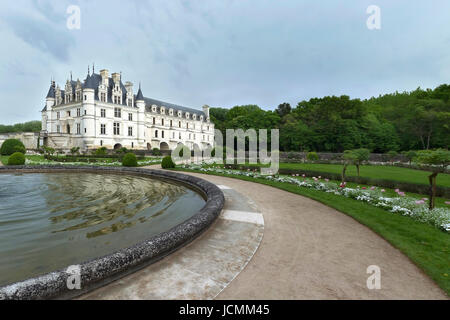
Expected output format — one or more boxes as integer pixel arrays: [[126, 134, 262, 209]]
[[0, 165, 225, 300]]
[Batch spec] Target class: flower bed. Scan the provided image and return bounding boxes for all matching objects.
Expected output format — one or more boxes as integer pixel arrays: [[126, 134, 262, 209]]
[[180, 163, 450, 233], [25, 157, 162, 167]]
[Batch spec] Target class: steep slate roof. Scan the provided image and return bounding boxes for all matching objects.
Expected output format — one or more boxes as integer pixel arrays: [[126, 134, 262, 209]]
[[44, 71, 207, 121]]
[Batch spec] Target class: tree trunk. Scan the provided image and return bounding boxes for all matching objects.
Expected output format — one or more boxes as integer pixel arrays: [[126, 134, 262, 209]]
[[356, 164, 360, 177], [428, 172, 438, 210], [342, 164, 348, 183]]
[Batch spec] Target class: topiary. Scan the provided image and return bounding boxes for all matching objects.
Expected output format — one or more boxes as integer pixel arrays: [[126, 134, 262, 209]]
[[161, 156, 175, 169], [306, 151, 319, 162], [1, 139, 25, 156], [122, 153, 138, 167], [7, 152, 25, 165]]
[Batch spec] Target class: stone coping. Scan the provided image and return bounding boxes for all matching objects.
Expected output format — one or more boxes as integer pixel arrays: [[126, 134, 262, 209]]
[[0, 166, 225, 300]]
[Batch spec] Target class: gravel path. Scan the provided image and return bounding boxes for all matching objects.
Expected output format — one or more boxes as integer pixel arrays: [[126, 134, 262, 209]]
[[180, 171, 447, 299]]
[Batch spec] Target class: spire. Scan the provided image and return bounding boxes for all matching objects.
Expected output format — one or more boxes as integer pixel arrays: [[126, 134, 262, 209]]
[[92, 63, 95, 74], [88, 65, 90, 76], [46, 81, 56, 99], [70, 71, 73, 81], [136, 82, 144, 101]]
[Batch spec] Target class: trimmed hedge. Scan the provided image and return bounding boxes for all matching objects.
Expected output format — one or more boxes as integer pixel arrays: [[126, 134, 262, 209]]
[[7, 152, 25, 165], [1, 139, 25, 156], [161, 156, 175, 169], [122, 153, 138, 167]]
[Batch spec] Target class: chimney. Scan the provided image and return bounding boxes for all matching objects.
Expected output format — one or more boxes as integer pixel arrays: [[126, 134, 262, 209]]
[[125, 81, 133, 94], [202, 105, 210, 118], [100, 69, 109, 86], [112, 72, 121, 84]]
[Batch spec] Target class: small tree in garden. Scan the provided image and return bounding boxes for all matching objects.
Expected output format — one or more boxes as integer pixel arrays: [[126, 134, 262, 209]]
[[95, 147, 108, 156], [341, 150, 357, 183], [386, 150, 398, 164], [70, 147, 80, 156], [306, 151, 319, 162], [42, 146, 55, 157], [415, 149, 450, 209], [402, 150, 417, 165], [351, 148, 370, 177]]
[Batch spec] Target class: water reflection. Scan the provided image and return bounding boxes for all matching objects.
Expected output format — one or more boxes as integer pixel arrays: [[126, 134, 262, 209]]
[[0, 172, 205, 286]]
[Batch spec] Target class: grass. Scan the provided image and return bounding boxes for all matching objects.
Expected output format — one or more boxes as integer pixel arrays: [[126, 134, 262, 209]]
[[227, 162, 450, 188], [174, 167, 450, 296]]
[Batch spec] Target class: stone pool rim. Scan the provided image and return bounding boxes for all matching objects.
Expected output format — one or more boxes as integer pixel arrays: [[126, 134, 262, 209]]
[[0, 165, 225, 300]]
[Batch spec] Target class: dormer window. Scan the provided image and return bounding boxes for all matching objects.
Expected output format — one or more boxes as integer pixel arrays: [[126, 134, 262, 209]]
[[193, 114, 197, 120], [186, 112, 190, 119], [169, 109, 174, 116], [160, 107, 165, 114], [152, 106, 157, 112], [178, 111, 182, 117], [200, 115, 204, 121], [100, 92, 106, 102]]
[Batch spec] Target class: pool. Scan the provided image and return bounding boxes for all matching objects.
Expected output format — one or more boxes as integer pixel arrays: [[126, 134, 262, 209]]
[[0, 172, 206, 287]]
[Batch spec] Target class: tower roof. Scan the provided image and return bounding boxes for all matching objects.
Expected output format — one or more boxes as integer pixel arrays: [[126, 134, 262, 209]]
[[46, 84, 55, 98], [136, 84, 144, 101]]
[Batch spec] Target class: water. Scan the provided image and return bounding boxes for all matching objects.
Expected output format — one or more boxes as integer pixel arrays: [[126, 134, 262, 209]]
[[0, 172, 205, 286]]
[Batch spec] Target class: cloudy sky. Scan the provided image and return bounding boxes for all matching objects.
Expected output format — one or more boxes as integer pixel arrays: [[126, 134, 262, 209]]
[[0, 0, 449, 124]]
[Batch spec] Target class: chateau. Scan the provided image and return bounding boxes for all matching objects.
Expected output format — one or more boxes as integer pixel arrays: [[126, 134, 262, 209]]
[[41, 67, 214, 152]]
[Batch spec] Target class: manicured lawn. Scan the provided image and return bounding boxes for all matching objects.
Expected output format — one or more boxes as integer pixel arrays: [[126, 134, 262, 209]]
[[174, 167, 450, 296], [223, 162, 450, 188], [0, 155, 161, 166]]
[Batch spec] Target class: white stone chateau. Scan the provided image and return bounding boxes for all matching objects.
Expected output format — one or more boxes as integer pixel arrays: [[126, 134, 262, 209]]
[[41, 67, 214, 152]]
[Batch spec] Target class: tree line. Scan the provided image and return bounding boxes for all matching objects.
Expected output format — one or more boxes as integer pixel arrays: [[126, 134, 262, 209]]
[[0, 121, 41, 134], [210, 84, 450, 153]]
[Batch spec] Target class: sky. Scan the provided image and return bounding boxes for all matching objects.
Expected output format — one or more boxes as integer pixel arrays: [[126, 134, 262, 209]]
[[0, 0, 449, 124]]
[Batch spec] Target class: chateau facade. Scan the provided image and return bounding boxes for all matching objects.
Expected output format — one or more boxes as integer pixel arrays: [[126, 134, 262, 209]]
[[41, 67, 214, 152]]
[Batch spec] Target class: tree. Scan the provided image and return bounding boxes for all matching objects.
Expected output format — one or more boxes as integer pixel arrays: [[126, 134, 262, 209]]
[[70, 147, 80, 156], [351, 148, 370, 176], [341, 150, 357, 183], [386, 150, 398, 163], [402, 150, 417, 165], [415, 149, 450, 209], [276, 103, 292, 118]]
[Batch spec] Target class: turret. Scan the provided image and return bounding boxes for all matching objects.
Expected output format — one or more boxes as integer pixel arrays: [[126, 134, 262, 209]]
[[202, 105, 210, 118]]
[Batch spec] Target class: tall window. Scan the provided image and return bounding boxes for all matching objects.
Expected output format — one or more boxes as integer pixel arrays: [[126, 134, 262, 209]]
[[128, 127, 133, 137], [57, 112, 60, 119], [153, 117, 155, 125], [179, 132, 181, 139], [101, 92, 106, 102], [114, 108, 121, 118], [101, 109, 106, 118], [57, 125, 60, 133], [170, 120, 173, 127], [77, 108, 81, 117], [113, 122, 120, 135], [100, 124, 106, 135], [155, 130, 158, 138], [128, 99, 133, 107], [77, 123, 81, 134], [67, 111, 71, 117], [161, 119, 164, 126], [179, 121, 181, 128], [162, 131, 164, 138], [128, 113, 133, 121]]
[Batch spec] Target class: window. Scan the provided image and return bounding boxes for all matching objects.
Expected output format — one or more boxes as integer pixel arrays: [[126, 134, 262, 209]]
[[84, 128, 87, 133], [100, 124, 106, 135], [101, 92, 106, 102], [162, 131, 164, 138], [161, 119, 164, 126], [179, 132, 181, 139], [153, 117, 155, 125], [187, 123, 189, 129], [128, 99, 132, 107], [100, 140, 103, 146], [84, 110, 87, 115], [77, 123, 81, 134], [84, 95, 87, 101], [57, 112, 60, 119], [128, 113, 133, 121], [179, 121, 181, 128], [56, 125, 60, 133], [113, 122, 120, 135], [170, 120, 173, 127], [114, 108, 121, 118], [77, 108, 81, 117], [101, 109, 106, 118], [132, 142, 134, 148], [76, 92, 81, 101], [128, 126, 133, 137], [67, 111, 71, 117], [155, 130, 158, 138]]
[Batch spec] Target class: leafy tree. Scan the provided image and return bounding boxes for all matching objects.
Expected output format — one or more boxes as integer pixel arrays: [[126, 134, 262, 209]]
[[70, 147, 80, 156], [415, 149, 450, 209], [341, 150, 357, 183], [386, 150, 398, 163], [402, 150, 417, 165], [276, 102, 291, 118], [351, 148, 370, 177]]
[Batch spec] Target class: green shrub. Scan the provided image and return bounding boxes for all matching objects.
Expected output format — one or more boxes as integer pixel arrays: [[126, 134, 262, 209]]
[[95, 147, 108, 156], [7, 152, 25, 165], [161, 156, 175, 169], [0, 139, 25, 156], [306, 151, 319, 161], [152, 148, 162, 156], [122, 153, 138, 167]]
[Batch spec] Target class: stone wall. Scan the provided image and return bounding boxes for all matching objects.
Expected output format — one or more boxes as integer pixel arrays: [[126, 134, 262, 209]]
[[0, 132, 40, 150]]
